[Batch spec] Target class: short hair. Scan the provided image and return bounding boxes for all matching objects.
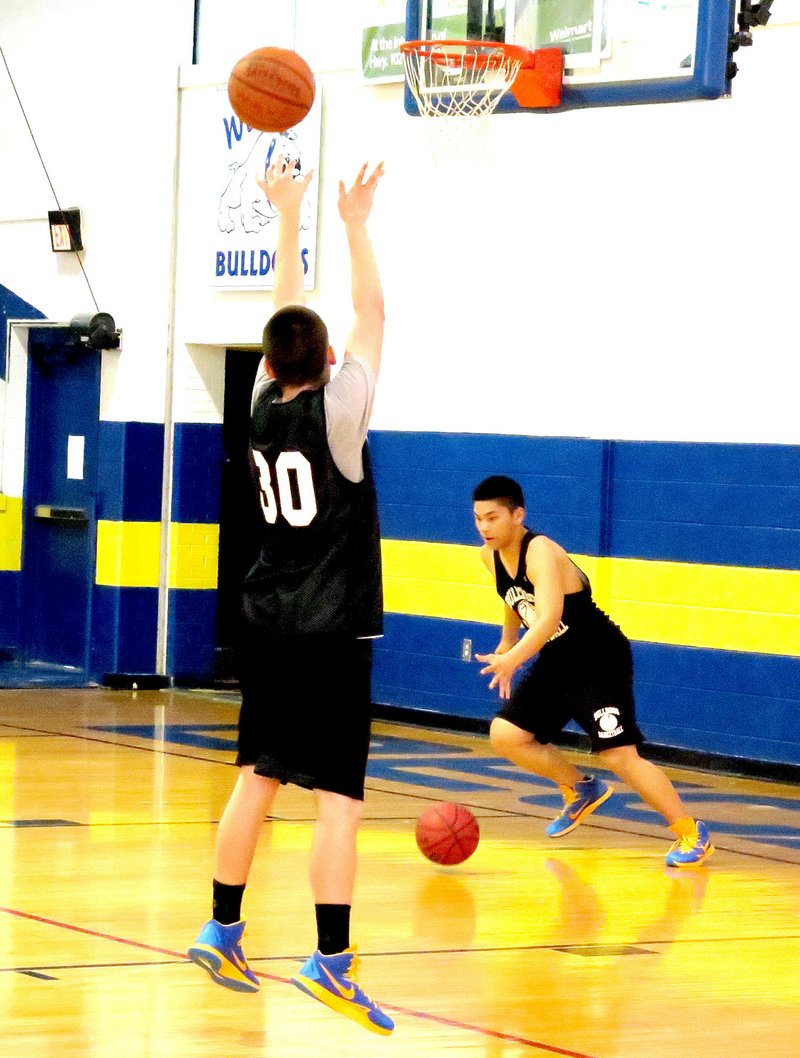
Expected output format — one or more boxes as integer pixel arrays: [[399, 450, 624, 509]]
[[262, 305, 329, 386], [472, 475, 525, 512]]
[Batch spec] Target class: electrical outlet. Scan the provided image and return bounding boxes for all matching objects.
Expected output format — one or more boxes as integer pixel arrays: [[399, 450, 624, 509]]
[[460, 637, 472, 662]]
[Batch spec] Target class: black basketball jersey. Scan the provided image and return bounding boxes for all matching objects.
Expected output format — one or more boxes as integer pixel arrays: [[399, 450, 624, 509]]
[[493, 531, 616, 649], [242, 380, 383, 637]]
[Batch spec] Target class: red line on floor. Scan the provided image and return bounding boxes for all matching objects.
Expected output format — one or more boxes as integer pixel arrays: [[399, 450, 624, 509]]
[[0, 904, 598, 1056]]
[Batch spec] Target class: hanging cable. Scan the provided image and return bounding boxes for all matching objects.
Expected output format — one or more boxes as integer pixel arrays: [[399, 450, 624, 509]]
[[0, 40, 100, 313]]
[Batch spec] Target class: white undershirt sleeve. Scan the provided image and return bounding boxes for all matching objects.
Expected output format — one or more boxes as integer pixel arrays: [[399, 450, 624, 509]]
[[324, 358, 376, 483]]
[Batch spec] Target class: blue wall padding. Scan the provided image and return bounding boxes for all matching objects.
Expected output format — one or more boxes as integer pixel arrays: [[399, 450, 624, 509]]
[[168, 588, 218, 682], [172, 423, 223, 523], [92, 585, 158, 674], [372, 613, 498, 722], [372, 614, 800, 765], [370, 432, 800, 568], [97, 422, 165, 521], [610, 441, 800, 568], [0, 571, 20, 645], [370, 432, 605, 552]]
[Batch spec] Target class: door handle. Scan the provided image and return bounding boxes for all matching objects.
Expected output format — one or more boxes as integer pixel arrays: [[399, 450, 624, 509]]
[[34, 505, 89, 522]]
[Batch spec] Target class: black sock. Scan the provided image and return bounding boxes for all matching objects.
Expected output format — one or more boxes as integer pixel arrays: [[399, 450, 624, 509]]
[[212, 880, 245, 925], [315, 903, 351, 955]]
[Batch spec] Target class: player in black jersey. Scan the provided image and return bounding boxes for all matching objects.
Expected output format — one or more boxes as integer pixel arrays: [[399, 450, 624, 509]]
[[472, 475, 714, 868], [189, 157, 393, 1035]]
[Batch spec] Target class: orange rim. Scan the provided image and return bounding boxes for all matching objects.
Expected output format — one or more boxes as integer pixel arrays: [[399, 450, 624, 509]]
[[400, 39, 535, 70]]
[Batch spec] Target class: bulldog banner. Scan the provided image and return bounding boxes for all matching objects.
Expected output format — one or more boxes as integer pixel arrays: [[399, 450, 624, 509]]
[[211, 83, 322, 289]]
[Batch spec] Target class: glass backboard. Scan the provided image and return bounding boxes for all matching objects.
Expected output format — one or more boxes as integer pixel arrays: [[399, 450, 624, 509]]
[[404, 0, 736, 109]]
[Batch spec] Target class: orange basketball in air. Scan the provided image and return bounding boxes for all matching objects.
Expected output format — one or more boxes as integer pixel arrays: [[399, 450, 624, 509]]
[[228, 46, 315, 132]]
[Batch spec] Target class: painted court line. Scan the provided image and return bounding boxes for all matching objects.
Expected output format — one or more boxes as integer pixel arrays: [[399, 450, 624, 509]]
[[5, 715, 800, 864], [4, 717, 800, 865], [0, 905, 598, 1057]]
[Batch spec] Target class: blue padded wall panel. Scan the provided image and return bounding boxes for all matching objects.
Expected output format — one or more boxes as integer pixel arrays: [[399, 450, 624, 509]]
[[633, 642, 800, 701], [97, 422, 164, 522], [373, 615, 800, 764], [610, 519, 800, 571], [613, 481, 799, 530], [91, 585, 120, 674], [611, 442, 800, 568], [373, 614, 498, 723], [91, 586, 158, 675], [172, 424, 223, 524], [613, 441, 800, 486], [168, 589, 218, 683], [0, 571, 21, 645], [370, 432, 605, 553]]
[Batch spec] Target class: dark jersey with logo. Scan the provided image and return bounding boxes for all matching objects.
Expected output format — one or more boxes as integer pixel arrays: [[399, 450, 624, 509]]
[[242, 380, 382, 637], [493, 531, 641, 750], [493, 531, 622, 652]]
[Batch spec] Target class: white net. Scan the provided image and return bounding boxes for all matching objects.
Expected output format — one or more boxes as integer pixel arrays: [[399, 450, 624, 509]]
[[402, 41, 523, 168], [402, 41, 523, 119]]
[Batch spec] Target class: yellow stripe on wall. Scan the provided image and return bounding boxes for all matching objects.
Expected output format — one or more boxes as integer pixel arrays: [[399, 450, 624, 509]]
[[96, 521, 220, 589], [96, 521, 162, 587], [382, 540, 497, 624], [168, 522, 219, 589], [610, 557, 800, 657], [381, 539, 800, 658], [0, 495, 23, 571]]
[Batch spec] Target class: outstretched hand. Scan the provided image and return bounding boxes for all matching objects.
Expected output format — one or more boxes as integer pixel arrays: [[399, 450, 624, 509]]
[[475, 651, 520, 700], [257, 153, 314, 213], [338, 162, 384, 225]]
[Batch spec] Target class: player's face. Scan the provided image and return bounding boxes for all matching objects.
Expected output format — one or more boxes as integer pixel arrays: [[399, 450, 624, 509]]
[[473, 500, 523, 550]]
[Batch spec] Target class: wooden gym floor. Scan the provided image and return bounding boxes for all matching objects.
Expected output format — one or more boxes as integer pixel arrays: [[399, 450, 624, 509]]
[[2, 686, 799, 1057]]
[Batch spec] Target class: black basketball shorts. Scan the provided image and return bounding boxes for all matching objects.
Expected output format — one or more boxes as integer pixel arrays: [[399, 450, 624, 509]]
[[496, 630, 644, 753], [236, 626, 374, 802]]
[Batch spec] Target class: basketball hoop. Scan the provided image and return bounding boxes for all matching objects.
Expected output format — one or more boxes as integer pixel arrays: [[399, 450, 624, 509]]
[[401, 40, 563, 118], [401, 40, 563, 167]]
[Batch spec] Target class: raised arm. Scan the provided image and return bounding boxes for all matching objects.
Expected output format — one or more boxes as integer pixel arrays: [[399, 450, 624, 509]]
[[338, 162, 385, 377], [256, 154, 314, 311]]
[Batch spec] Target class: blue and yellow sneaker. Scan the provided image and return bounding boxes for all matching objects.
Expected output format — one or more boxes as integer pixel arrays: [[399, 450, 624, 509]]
[[546, 776, 613, 838], [665, 819, 715, 868], [187, 919, 260, 993], [291, 947, 394, 1035]]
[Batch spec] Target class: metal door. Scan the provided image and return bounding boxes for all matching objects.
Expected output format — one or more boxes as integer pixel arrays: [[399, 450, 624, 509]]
[[21, 327, 100, 672]]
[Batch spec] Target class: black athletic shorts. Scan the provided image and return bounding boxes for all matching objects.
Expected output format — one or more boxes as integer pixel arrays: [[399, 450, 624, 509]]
[[496, 625, 644, 753], [236, 624, 374, 802]]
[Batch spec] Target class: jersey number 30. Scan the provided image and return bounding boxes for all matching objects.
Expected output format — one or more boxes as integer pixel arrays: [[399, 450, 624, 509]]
[[252, 450, 317, 527]]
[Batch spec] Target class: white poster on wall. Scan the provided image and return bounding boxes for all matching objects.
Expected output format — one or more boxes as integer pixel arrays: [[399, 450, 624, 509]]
[[211, 84, 322, 289]]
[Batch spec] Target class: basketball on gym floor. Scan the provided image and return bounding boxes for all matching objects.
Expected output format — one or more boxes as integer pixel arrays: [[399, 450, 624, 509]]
[[227, 46, 315, 132], [415, 802, 480, 865]]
